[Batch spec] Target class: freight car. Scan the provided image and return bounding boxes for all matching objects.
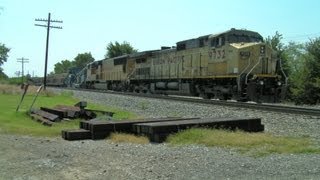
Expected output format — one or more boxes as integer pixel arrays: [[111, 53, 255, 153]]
[[31, 73, 69, 87], [77, 28, 287, 102]]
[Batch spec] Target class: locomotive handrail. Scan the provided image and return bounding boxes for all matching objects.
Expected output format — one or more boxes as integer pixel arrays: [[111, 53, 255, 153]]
[[279, 58, 288, 86], [237, 57, 251, 91], [127, 68, 136, 80], [245, 57, 261, 84]]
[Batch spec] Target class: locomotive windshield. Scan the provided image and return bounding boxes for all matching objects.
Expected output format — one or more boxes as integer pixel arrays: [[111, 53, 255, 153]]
[[227, 34, 263, 43], [209, 29, 263, 47]]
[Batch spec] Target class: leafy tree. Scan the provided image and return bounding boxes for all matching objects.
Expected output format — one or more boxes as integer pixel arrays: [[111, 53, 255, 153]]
[[0, 43, 10, 66], [0, 68, 8, 79], [283, 42, 305, 75], [265, 31, 284, 53], [265, 32, 290, 75], [0, 43, 10, 78], [305, 38, 320, 81], [282, 42, 306, 101], [105, 41, 137, 58], [302, 38, 320, 104], [73, 52, 95, 69], [54, 59, 73, 74], [291, 38, 320, 104]]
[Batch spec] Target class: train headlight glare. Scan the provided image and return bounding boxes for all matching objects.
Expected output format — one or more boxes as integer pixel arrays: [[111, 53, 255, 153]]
[[259, 81, 264, 85], [277, 81, 282, 86]]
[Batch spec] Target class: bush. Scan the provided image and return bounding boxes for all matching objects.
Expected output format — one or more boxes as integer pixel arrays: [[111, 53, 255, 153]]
[[290, 38, 320, 104]]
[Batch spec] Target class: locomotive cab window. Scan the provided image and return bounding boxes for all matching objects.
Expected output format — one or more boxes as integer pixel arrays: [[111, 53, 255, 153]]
[[177, 43, 186, 51], [199, 39, 204, 47], [219, 37, 225, 46], [136, 58, 146, 64], [211, 36, 225, 47], [227, 34, 263, 43], [210, 38, 217, 47], [199, 37, 208, 47], [228, 34, 237, 43]]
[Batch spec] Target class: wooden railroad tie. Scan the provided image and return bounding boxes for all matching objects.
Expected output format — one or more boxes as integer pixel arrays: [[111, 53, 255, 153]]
[[62, 117, 264, 142]]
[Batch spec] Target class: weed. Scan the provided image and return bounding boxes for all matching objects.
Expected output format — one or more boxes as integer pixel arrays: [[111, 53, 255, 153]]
[[138, 100, 149, 110], [166, 128, 320, 156]]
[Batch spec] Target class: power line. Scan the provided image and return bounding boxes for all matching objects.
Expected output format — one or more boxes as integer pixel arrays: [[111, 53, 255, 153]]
[[35, 12, 63, 90], [17, 57, 29, 83]]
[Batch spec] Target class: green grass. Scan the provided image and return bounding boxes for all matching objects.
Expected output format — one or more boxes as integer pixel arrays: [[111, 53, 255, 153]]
[[0, 87, 138, 137], [166, 128, 320, 156]]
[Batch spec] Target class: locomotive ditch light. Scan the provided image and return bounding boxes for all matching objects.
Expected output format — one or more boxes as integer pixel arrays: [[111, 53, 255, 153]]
[[259, 80, 264, 85], [277, 81, 282, 86]]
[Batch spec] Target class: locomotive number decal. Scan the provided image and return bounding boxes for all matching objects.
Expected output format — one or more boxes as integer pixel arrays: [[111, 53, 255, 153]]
[[217, 50, 221, 59], [209, 49, 226, 59], [216, 50, 225, 59], [209, 49, 216, 59]]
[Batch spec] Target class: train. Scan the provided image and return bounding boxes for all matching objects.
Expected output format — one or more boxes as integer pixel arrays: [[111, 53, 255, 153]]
[[37, 28, 288, 103], [30, 73, 69, 87], [30, 67, 80, 87]]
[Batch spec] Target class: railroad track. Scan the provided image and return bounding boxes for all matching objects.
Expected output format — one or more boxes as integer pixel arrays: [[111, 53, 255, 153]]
[[56, 87, 320, 117]]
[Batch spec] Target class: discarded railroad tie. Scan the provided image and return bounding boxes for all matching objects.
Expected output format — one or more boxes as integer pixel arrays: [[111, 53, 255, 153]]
[[29, 101, 114, 126], [62, 117, 264, 142]]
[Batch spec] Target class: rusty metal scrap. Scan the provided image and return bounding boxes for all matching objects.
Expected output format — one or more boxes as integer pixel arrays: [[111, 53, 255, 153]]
[[30, 114, 54, 126], [28, 101, 113, 126]]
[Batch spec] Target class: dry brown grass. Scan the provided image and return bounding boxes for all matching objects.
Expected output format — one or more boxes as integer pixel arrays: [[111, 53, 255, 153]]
[[109, 133, 149, 144], [0, 84, 55, 96], [0, 84, 23, 95]]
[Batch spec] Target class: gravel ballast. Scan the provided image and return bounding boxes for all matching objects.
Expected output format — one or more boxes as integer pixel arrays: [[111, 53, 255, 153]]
[[68, 89, 320, 141], [1, 89, 320, 179]]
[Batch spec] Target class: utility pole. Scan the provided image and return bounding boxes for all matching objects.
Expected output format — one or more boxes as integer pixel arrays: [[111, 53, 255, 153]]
[[17, 57, 29, 83], [35, 13, 62, 90]]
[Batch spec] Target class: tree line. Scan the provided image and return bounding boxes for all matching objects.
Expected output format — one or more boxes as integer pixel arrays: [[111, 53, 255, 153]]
[[53, 41, 137, 74]]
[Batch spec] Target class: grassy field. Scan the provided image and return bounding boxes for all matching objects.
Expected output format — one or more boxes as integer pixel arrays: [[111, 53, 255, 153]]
[[166, 128, 320, 156], [0, 84, 137, 137], [1, 84, 319, 156]]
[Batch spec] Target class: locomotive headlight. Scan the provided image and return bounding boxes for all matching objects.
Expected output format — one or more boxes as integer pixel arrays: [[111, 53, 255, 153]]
[[259, 80, 264, 85], [277, 81, 282, 86], [260, 45, 265, 55]]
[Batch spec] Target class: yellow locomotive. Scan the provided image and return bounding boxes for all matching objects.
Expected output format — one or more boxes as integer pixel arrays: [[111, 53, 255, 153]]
[[81, 28, 286, 102]]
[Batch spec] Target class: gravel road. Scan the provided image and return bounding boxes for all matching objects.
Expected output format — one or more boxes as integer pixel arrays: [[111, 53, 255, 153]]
[[1, 89, 320, 179]]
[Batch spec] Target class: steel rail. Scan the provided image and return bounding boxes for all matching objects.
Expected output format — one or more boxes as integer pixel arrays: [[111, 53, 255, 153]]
[[56, 87, 320, 117]]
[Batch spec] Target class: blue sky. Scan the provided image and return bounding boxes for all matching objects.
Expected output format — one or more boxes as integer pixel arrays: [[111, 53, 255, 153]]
[[1, 0, 320, 77]]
